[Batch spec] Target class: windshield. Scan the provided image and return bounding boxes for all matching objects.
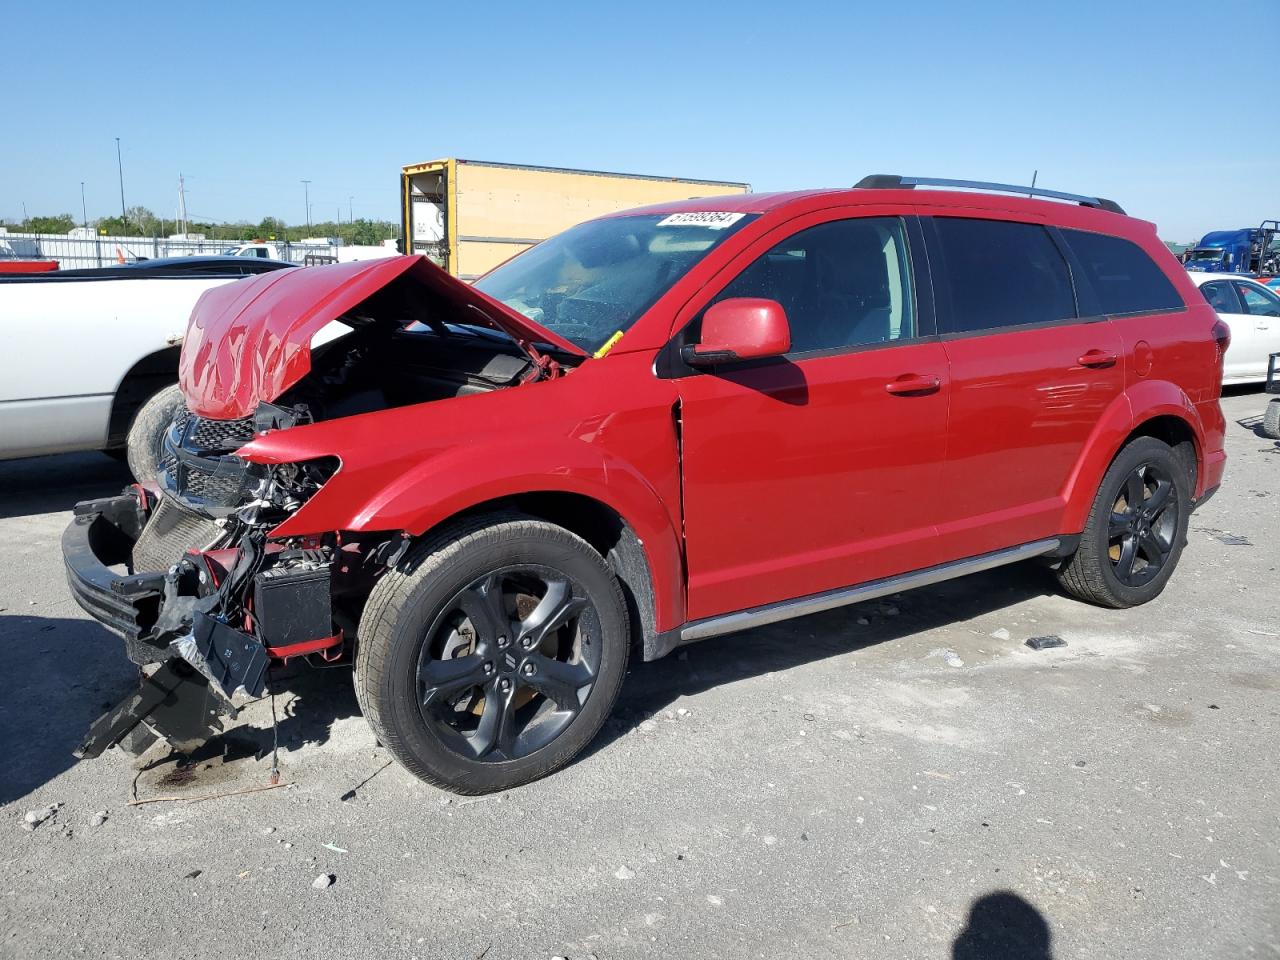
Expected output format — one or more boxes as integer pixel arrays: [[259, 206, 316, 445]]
[[1187, 248, 1228, 264], [475, 213, 755, 353]]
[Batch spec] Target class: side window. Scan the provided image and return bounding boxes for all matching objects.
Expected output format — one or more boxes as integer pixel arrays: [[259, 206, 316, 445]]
[[931, 218, 1076, 333], [712, 217, 916, 354], [1061, 228, 1184, 316], [1201, 281, 1242, 314], [1235, 282, 1280, 318]]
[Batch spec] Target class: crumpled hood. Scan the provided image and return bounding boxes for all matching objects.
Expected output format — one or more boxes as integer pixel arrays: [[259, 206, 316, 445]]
[[179, 255, 584, 419]]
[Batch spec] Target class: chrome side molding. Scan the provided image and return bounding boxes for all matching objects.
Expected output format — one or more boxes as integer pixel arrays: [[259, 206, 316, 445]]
[[680, 538, 1061, 642]]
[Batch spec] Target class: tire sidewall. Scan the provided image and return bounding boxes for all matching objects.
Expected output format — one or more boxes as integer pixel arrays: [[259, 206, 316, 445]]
[[1090, 438, 1191, 605], [374, 525, 628, 793], [125, 383, 185, 483]]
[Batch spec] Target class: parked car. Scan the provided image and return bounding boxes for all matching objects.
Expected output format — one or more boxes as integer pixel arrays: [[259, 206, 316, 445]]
[[1189, 273, 1280, 383], [0, 256, 295, 478], [65, 176, 1226, 793]]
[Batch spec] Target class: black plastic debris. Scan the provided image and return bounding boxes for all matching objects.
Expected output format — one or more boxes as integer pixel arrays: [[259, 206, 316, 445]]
[[1025, 634, 1067, 651]]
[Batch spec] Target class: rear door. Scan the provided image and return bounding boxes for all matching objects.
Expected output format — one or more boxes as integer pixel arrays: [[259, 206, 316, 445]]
[[673, 209, 951, 621], [923, 214, 1125, 559]]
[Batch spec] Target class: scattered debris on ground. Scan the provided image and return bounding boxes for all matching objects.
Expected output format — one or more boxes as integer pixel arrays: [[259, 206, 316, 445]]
[[1026, 635, 1068, 651], [312, 873, 335, 889], [22, 803, 60, 831]]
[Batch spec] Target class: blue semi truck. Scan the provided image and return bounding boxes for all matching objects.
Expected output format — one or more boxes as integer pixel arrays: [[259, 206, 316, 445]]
[[1183, 220, 1280, 276]]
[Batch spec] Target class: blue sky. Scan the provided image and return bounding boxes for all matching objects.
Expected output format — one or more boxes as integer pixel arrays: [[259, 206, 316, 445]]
[[3, 0, 1277, 240]]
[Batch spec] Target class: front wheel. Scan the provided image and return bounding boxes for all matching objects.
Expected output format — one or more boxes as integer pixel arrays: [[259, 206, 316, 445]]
[[355, 514, 629, 794], [1056, 436, 1191, 608]]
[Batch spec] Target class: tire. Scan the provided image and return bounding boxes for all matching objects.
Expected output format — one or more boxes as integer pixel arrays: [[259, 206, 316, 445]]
[[1264, 398, 1280, 440], [1056, 436, 1192, 608], [125, 383, 185, 483], [355, 513, 629, 794]]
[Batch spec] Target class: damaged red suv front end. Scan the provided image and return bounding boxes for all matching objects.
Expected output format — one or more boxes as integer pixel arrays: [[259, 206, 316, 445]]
[[63, 255, 587, 756]]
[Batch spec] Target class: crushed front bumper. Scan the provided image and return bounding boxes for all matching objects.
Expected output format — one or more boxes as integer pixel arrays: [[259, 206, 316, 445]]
[[62, 490, 167, 661]]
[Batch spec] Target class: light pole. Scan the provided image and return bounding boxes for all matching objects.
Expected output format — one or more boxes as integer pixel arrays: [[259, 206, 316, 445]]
[[348, 195, 353, 224], [80, 182, 87, 229], [115, 138, 126, 234], [301, 180, 312, 229]]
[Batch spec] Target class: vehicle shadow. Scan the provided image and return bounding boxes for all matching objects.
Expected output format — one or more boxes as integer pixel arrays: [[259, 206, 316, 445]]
[[585, 560, 1060, 759], [0, 614, 139, 806], [0, 606, 362, 806], [0, 451, 132, 520], [951, 890, 1054, 959]]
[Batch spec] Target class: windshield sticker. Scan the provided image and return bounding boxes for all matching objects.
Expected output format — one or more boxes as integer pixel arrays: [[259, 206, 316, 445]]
[[657, 212, 746, 230]]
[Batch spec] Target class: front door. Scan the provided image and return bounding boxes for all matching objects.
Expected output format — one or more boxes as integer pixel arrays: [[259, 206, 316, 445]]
[[1231, 280, 1280, 381], [673, 212, 951, 622]]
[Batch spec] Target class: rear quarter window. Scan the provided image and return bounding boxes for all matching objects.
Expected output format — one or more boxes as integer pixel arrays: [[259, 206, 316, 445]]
[[1061, 229, 1184, 316]]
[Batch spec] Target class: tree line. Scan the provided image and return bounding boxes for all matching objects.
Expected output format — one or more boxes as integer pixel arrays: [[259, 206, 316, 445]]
[[3, 207, 400, 245]]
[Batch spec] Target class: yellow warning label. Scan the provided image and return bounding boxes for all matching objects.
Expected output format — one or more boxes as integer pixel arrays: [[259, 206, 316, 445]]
[[593, 330, 624, 359]]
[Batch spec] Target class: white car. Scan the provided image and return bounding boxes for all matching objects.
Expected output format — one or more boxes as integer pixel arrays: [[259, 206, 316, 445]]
[[0, 256, 294, 478], [1188, 272, 1280, 384]]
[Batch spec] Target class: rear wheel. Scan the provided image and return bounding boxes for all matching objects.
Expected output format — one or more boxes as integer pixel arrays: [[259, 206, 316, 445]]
[[355, 514, 629, 794], [125, 383, 185, 483], [1057, 436, 1191, 608]]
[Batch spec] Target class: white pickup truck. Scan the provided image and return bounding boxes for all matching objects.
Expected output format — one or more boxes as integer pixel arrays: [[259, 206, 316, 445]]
[[0, 256, 295, 478]]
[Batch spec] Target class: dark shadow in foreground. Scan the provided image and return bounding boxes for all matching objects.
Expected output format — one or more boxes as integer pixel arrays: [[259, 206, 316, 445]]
[[952, 891, 1053, 960]]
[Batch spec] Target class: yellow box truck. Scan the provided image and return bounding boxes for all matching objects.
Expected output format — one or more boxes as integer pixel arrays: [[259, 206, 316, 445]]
[[400, 158, 750, 280]]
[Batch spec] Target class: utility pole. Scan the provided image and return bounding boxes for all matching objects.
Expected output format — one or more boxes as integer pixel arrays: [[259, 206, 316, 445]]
[[80, 182, 88, 229], [348, 195, 353, 224], [301, 180, 312, 229], [115, 137, 127, 235]]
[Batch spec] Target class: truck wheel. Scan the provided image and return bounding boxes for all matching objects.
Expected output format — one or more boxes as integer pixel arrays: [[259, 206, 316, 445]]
[[125, 383, 185, 482], [356, 514, 629, 794], [1056, 436, 1191, 608], [1264, 398, 1280, 440]]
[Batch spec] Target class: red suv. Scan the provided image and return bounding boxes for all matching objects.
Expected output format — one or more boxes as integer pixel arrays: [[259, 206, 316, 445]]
[[65, 175, 1226, 793]]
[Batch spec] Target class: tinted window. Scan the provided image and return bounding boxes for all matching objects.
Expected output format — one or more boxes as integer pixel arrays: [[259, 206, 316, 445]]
[[713, 217, 915, 353], [1061, 229, 1183, 315], [932, 218, 1076, 333], [1200, 281, 1242, 314], [1235, 282, 1280, 318]]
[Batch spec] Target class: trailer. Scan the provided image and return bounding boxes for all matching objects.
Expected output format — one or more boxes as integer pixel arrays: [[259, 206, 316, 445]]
[[400, 158, 750, 280]]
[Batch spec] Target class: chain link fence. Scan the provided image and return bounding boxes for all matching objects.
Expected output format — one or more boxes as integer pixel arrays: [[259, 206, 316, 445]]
[[0, 232, 339, 270]]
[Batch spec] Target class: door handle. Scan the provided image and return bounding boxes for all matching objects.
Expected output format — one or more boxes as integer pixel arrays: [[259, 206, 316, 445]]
[[1077, 349, 1118, 369], [885, 374, 941, 396]]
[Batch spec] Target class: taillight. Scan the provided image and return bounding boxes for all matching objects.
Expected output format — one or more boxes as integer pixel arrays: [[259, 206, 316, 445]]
[[1212, 319, 1231, 360]]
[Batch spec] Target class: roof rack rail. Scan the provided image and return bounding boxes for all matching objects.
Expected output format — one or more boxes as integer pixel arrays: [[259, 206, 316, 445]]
[[853, 175, 1126, 215]]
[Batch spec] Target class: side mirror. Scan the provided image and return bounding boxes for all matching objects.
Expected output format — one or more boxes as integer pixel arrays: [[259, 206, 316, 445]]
[[681, 298, 791, 367]]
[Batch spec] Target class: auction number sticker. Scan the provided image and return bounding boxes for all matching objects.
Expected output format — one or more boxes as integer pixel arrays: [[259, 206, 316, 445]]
[[657, 212, 745, 229]]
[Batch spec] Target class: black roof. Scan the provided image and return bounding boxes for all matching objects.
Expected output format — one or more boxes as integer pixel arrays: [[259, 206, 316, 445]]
[[0, 256, 298, 282]]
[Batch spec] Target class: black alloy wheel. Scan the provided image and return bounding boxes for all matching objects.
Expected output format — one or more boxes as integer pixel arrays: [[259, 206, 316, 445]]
[[356, 514, 629, 793], [1056, 435, 1191, 609], [417, 567, 598, 762], [1106, 462, 1179, 587]]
